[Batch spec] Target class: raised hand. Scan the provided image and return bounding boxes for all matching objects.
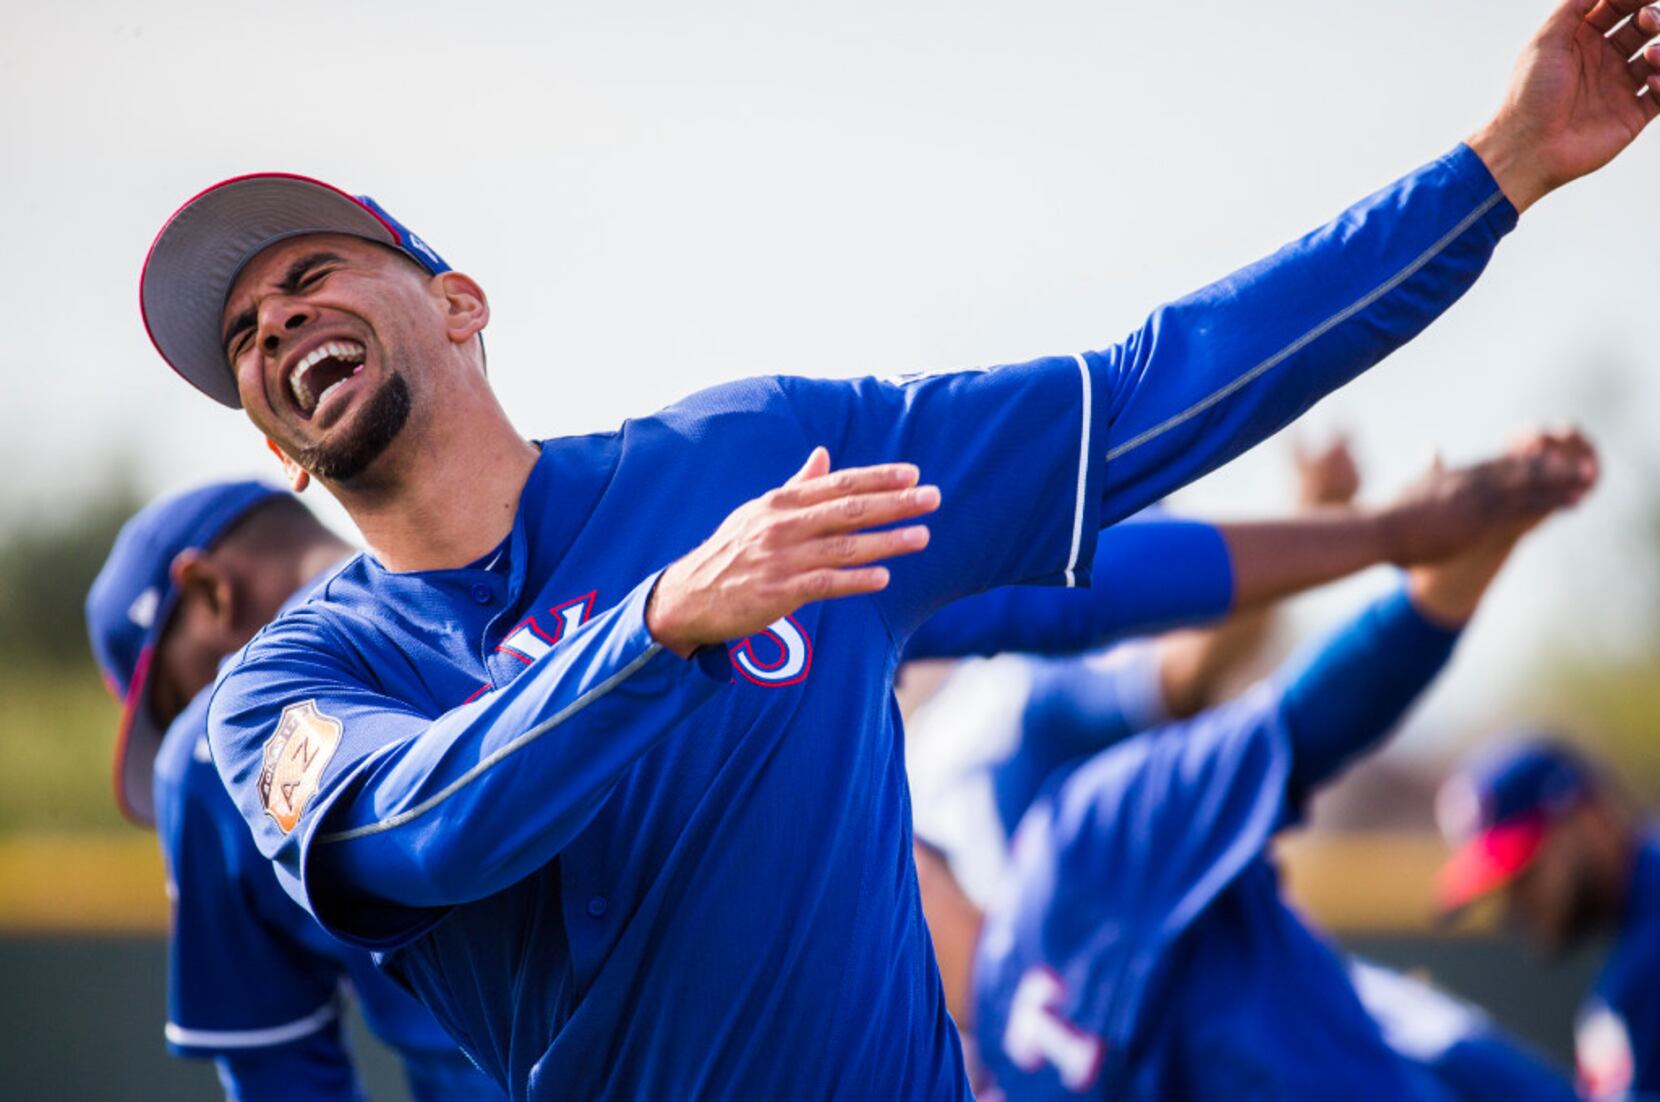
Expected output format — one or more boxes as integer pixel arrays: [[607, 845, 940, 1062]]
[[1405, 427, 1600, 626], [1292, 434, 1362, 510], [1471, 0, 1660, 213], [1378, 426, 1599, 567], [646, 447, 941, 657]]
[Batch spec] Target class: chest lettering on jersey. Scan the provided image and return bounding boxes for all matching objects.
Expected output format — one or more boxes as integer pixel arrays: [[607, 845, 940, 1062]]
[[495, 593, 814, 688], [729, 614, 812, 686], [1004, 967, 1104, 1092], [497, 591, 598, 664], [257, 700, 343, 834]]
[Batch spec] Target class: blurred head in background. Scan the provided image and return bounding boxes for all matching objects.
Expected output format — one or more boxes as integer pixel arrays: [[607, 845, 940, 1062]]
[[84, 483, 351, 824], [1437, 737, 1638, 954]]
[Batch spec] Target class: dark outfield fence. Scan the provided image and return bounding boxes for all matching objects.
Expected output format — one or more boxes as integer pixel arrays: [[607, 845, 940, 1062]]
[[0, 937, 410, 1101], [0, 934, 1602, 1099]]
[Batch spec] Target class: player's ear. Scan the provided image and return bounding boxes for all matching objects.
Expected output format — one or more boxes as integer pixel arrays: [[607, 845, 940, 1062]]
[[435, 271, 489, 346], [266, 437, 310, 493], [169, 550, 236, 631]]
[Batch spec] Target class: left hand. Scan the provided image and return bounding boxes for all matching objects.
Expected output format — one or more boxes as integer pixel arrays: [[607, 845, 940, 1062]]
[[1470, 0, 1660, 213]]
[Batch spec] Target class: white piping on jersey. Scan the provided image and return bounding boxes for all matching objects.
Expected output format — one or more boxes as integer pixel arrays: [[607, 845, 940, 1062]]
[[1102, 190, 1504, 464], [165, 1000, 337, 1049], [318, 643, 665, 844], [1064, 354, 1093, 588]]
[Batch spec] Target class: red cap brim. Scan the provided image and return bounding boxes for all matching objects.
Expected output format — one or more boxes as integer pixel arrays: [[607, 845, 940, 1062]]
[[1435, 814, 1549, 914], [111, 644, 165, 828]]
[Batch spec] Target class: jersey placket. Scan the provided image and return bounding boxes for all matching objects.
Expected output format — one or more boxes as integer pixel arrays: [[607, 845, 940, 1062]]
[[473, 514, 540, 691]]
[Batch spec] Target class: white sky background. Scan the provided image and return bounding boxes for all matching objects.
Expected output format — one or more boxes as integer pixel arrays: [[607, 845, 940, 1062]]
[[3, 0, 1657, 754]]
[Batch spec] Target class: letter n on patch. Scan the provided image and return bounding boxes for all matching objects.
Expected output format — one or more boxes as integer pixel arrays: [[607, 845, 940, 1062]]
[[258, 700, 343, 833]]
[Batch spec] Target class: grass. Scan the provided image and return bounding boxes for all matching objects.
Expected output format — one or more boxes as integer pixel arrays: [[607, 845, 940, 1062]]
[[0, 658, 130, 836]]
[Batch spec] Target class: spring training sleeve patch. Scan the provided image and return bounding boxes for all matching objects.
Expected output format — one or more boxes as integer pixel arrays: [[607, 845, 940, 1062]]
[[258, 700, 344, 834]]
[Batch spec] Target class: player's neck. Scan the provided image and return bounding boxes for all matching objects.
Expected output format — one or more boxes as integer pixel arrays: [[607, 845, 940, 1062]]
[[331, 392, 541, 573]]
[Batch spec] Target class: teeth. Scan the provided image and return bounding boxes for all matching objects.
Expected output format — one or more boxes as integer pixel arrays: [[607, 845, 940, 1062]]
[[315, 378, 348, 409], [288, 340, 366, 410]]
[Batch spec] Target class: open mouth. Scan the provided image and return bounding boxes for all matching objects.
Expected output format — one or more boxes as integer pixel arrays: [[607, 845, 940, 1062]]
[[288, 340, 367, 418]]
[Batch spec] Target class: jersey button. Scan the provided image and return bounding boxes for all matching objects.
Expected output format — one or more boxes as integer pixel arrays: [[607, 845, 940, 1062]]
[[586, 896, 607, 918], [470, 584, 494, 605]]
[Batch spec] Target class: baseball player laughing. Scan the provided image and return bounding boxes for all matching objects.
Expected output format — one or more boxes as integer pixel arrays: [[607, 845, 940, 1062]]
[[136, 3, 1658, 1097]]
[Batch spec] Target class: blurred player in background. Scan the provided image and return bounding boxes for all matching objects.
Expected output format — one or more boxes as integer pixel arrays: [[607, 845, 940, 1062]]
[[912, 427, 1595, 1100], [906, 437, 1560, 903], [1438, 739, 1660, 1101], [132, 2, 1658, 1096], [85, 482, 499, 1101]]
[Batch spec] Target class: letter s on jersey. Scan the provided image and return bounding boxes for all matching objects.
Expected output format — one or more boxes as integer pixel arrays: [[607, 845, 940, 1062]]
[[729, 615, 813, 687]]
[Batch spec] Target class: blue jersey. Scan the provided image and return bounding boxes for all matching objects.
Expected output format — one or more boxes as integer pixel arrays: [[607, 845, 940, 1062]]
[[208, 144, 1513, 1100], [154, 692, 497, 1101], [1576, 829, 1660, 1101], [907, 515, 1230, 903], [971, 588, 1470, 1100], [1351, 959, 1576, 1102], [909, 641, 1171, 905]]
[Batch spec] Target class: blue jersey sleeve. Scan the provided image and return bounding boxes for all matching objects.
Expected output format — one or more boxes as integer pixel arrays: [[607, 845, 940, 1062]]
[[214, 1027, 364, 1102], [1350, 959, 1577, 1102], [208, 570, 728, 946], [783, 144, 1513, 638], [902, 517, 1232, 660], [154, 696, 350, 1062], [1277, 584, 1462, 802]]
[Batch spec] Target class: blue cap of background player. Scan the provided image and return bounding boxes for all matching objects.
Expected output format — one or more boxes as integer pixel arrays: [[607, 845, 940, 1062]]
[[139, 173, 452, 409], [85, 480, 288, 826], [1434, 737, 1596, 915]]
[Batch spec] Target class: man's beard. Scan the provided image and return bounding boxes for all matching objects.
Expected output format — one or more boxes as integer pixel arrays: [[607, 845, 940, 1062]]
[[295, 371, 413, 482]]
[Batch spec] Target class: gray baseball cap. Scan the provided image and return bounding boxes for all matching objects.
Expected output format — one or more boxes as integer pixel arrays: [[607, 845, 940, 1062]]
[[140, 173, 451, 408]]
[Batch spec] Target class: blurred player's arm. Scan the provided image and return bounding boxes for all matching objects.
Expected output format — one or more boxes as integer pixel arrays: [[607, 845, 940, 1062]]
[[901, 438, 1580, 665], [1154, 436, 1361, 718], [1280, 429, 1596, 799], [1043, 431, 1595, 947]]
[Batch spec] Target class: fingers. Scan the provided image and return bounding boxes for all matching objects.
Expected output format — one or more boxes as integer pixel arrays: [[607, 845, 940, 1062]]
[[1586, 0, 1651, 34], [786, 566, 893, 603], [771, 456, 921, 508], [1607, 4, 1659, 55], [1494, 426, 1599, 513], [783, 485, 942, 543], [790, 525, 932, 575], [1637, 38, 1660, 107], [785, 446, 832, 486]]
